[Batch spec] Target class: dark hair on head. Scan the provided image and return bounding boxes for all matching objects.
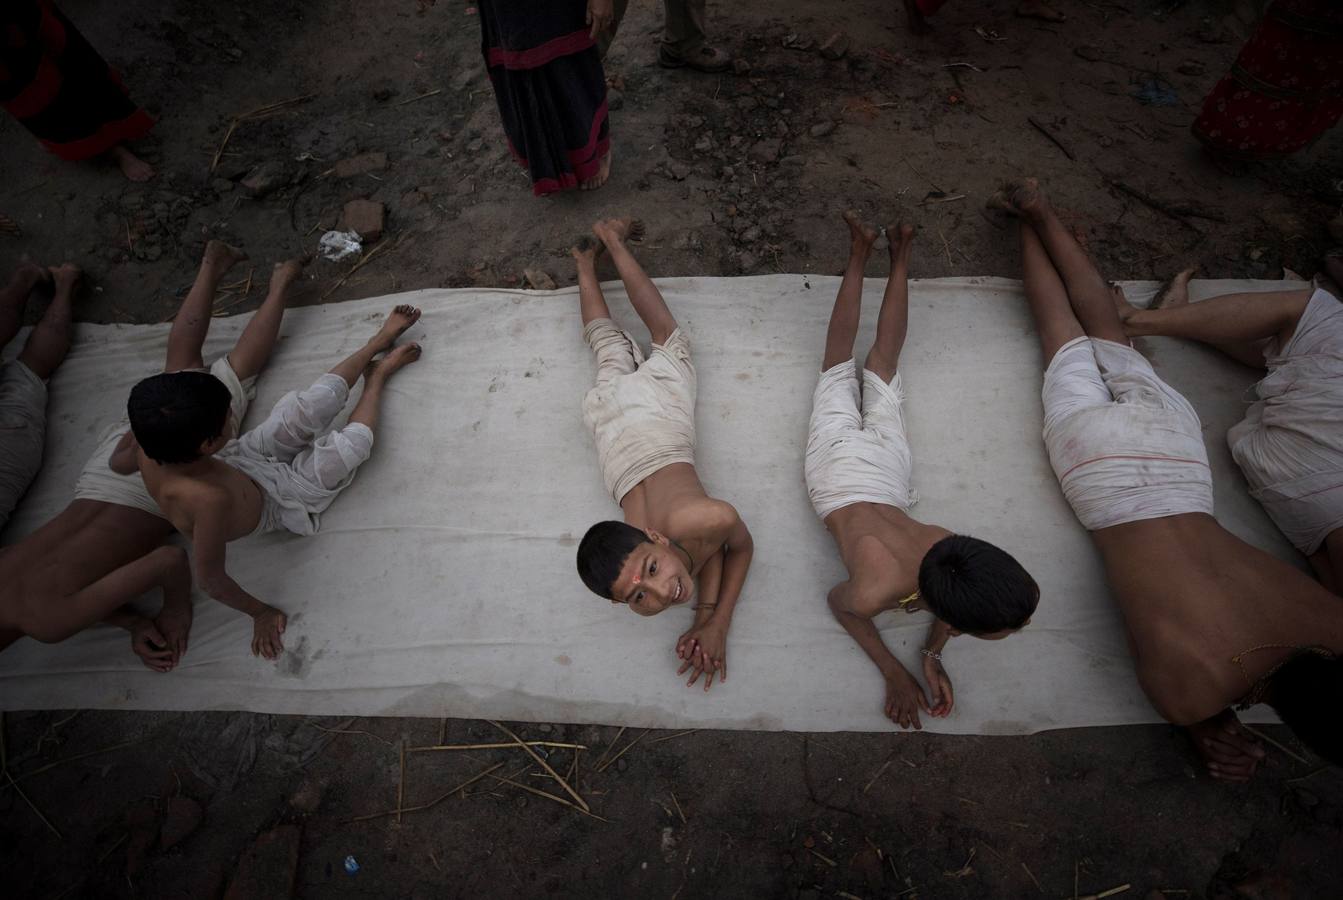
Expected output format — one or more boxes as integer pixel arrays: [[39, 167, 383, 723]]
[[127, 371, 233, 465], [577, 520, 650, 599], [918, 534, 1039, 634], [1267, 652, 1343, 766]]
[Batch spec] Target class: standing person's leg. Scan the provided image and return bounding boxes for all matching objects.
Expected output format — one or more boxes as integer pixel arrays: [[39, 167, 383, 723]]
[[225, 256, 310, 382], [591, 218, 678, 344], [0, 262, 51, 349], [598, 0, 631, 58], [16, 264, 80, 380], [164, 240, 248, 372], [823, 211, 878, 371], [1005, 179, 1128, 345], [659, 0, 730, 71], [864, 223, 915, 381]]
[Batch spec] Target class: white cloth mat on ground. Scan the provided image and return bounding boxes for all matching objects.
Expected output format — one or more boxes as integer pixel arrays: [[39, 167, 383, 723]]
[[0, 276, 1298, 733]]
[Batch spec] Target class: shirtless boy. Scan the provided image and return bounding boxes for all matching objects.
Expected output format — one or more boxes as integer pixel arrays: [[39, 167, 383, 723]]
[[0, 242, 303, 671], [0, 260, 80, 527], [1001, 178, 1343, 778], [572, 217, 753, 690], [1115, 266, 1343, 593], [809, 212, 1038, 730], [125, 307, 422, 659]]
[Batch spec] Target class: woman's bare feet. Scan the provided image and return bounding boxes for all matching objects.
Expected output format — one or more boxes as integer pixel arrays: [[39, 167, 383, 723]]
[[844, 209, 879, 250], [202, 239, 249, 274], [370, 304, 423, 352], [581, 151, 612, 191], [592, 216, 645, 248], [109, 144, 155, 183], [1154, 266, 1196, 310], [1109, 283, 1136, 323]]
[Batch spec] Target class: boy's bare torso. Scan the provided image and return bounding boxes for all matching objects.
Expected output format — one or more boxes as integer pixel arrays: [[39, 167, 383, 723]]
[[825, 502, 950, 614], [138, 452, 265, 543], [621, 462, 732, 571], [1093, 512, 1343, 724]]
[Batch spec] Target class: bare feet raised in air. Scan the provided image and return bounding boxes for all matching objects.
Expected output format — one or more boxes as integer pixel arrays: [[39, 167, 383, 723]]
[[269, 254, 312, 292], [109, 144, 155, 183], [571, 234, 604, 267], [592, 216, 646, 247], [11, 258, 52, 294], [987, 177, 1046, 219], [884, 221, 915, 258], [370, 304, 423, 352], [844, 209, 879, 250], [581, 151, 612, 191], [47, 262, 83, 297], [202, 239, 249, 274]]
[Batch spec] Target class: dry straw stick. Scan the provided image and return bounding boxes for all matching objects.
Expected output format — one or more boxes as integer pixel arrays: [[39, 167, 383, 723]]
[[409, 741, 585, 754], [345, 762, 503, 823], [488, 721, 589, 812], [210, 94, 316, 172], [596, 728, 650, 774], [486, 772, 609, 822], [649, 729, 699, 744], [594, 726, 626, 770]]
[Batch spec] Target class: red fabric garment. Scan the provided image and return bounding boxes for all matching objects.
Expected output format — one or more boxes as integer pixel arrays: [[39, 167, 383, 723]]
[[915, 0, 951, 14], [1192, 0, 1343, 160]]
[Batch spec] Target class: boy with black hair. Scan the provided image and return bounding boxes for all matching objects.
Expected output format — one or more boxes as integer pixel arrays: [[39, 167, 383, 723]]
[[1001, 177, 1343, 778], [0, 242, 302, 670], [572, 217, 753, 691], [125, 306, 422, 659], [808, 211, 1039, 730]]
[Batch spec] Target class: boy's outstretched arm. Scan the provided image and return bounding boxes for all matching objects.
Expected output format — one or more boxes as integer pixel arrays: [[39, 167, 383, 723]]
[[676, 505, 752, 690], [191, 503, 287, 659], [827, 581, 929, 730]]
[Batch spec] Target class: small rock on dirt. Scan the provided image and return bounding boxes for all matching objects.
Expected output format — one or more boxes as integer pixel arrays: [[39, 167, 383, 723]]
[[809, 121, 836, 138], [340, 199, 385, 243], [749, 139, 781, 163], [224, 825, 302, 900], [819, 32, 850, 60], [159, 796, 204, 851], [240, 161, 290, 199], [333, 151, 389, 179], [524, 267, 557, 291], [668, 162, 692, 181], [288, 777, 326, 814], [211, 177, 235, 194]]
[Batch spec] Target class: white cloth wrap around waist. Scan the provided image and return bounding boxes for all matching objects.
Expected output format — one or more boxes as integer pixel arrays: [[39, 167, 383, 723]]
[[219, 373, 374, 536], [1228, 287, 1343, 554], [804, 359, 916, 521], [1042, 336, 1213, 531], [0, 361, 48, 528], [581, 320, 697, 504], [71, 356, 255, 517]]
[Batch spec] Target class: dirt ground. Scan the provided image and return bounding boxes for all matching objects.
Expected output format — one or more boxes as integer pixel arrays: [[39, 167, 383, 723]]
[[2, 0, 1342, 898]]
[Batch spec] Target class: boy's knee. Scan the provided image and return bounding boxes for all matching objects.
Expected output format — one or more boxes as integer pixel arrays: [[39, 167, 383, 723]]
[[150, 545, 190, 577]]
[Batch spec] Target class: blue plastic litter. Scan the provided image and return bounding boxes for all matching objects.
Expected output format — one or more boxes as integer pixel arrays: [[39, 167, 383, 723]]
[[1133, 78, 1179, 107], [344, 855, 360, 875]]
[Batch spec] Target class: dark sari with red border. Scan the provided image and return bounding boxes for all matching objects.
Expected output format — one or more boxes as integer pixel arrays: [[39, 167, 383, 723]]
[[477, 0, 609, 196], [1192, 0, 1343, 160], [0, 1, 154, 162]]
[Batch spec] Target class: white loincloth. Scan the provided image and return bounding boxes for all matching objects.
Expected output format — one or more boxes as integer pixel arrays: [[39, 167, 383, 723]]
[[1042, 336, 1213, 531], [804, 358, 916, 520], [0, 361, 47, 528], [580, 319, 696, 504], [219, 373, 373, 536], [1228, 287, 1343, 554], [71, 357, 255, 517]]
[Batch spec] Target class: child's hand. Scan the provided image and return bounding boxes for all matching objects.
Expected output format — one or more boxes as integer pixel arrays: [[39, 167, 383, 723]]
[[675, 622, 727, 691], [921, 654, 954, 718], [251, 606, 287, 659], [884, 669, 929, 730], [131, 620, 174, 672]]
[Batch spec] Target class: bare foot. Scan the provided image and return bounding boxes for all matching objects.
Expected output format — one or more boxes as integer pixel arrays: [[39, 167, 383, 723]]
[[1016, 0, 1066, 22], [883, 221, 915, 256], [902, 0, 931, 34], [48, 262, 83, 297], [269, 254, 312, 292], [202, 239, 248, 273], [1154, 266, 1196, 310], [154, 593, 193, 669], [581, 151, 612, 191], [592, 216, 646, 247], [371, 342, 423, 380], [370, 304, 423, 352], [109, 144, 155, 183], [10, 258, 51, 294], [843, 210, 879, 249]]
